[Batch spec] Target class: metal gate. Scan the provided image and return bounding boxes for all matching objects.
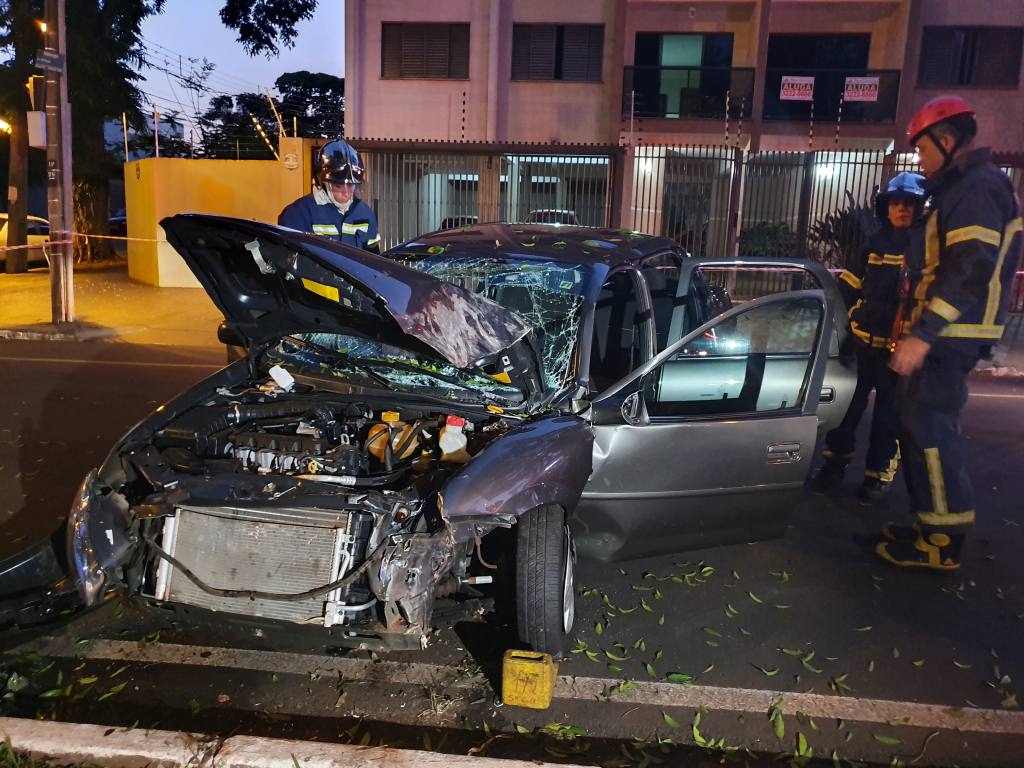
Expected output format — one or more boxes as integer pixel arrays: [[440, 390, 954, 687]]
[[630, 144, 738, 258], [351, 142, 616, 251]]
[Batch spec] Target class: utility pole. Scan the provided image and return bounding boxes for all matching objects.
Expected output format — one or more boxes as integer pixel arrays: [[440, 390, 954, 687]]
[[43, 0, 74, 324]]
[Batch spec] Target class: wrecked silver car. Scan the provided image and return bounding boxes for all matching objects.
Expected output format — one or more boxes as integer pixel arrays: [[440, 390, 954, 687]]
[[67, 216, 853, 656]]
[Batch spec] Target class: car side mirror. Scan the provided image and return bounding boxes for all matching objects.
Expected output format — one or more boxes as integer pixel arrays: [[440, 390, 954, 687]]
[[591, 387, 649, 426], [217, 321, 246, 348], [620, 390, 650, 426]]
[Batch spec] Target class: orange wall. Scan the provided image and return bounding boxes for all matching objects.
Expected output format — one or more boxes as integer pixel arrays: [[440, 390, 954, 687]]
[[123, 139, 311, 287]]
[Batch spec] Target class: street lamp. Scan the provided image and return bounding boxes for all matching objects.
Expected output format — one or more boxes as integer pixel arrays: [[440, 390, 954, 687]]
[[0, 118, 11, 134]]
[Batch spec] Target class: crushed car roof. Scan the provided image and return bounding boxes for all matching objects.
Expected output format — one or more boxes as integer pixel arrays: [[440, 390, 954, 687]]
[[387, 223, 682, 268]]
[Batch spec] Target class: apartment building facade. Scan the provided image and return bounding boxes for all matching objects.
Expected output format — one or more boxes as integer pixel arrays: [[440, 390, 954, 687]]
[[345, 0, 1023, 151], [344, 0, 1023, 251]]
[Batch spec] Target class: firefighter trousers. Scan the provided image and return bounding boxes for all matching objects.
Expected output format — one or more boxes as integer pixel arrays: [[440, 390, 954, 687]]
[[823, 347, 900, 481], [898, 345, 979, 533]]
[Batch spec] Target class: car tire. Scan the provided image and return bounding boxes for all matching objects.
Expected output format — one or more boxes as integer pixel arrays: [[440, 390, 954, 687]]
[[515, 504, 575, 657]]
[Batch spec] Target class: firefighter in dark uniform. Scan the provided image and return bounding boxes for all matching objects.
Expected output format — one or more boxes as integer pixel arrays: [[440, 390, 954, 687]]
[[812, 172, 927, 502], [279, 139, 381, 253], [877, 96, 1023, 571]]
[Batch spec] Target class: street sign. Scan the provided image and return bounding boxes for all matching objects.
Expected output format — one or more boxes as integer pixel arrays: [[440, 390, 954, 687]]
[[780, 76, 815, 101], [844, 76, 880, 102], [35, 49, 65, 72]]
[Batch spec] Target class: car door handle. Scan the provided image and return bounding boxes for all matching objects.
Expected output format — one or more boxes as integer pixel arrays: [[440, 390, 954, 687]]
[[767, 442, 802, 463], [820, 386, 836, 403]]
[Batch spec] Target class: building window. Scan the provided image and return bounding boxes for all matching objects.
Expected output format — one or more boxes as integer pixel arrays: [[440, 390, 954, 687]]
[[511, 24, 604, 82], [766, 34, 870, 70], [381, 23, 470, 79], [919, 27, 1023, 87]]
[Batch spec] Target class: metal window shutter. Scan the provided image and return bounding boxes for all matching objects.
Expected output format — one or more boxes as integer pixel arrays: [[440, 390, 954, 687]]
[[449, 24, 470, 78], [975, 27, 1023, 86], [511, 25, 531, 79], [401, 25, 428, 77], [918, 27, 955, 87], [381, 23, 403, 78], [560, 25, 605, 82], [587, 25, 605, 81], [513, 24, 556, 80]]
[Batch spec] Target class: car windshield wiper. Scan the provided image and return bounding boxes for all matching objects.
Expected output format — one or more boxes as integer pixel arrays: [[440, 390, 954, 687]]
[[357, 357, 524, 406], [282, 336, 397, 391]]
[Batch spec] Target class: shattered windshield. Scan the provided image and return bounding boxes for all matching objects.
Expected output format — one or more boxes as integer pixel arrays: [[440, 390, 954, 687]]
[[265, 334, 524, 405], [391, 253, 592, 389]]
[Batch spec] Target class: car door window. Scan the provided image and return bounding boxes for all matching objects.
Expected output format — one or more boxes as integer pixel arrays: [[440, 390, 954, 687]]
[[590, 271, 651, 392], [700, 262, 840, 355], [641, 295, 823, 417], [638, 250, 712, 354]]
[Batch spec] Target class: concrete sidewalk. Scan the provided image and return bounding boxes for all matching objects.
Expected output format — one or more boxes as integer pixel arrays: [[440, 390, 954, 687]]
[[0, 716, 581, 768], [0, 266, 223, 349]]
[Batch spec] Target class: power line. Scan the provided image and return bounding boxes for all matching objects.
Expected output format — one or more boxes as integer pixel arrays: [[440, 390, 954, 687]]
[[139, 34, 273, 93]]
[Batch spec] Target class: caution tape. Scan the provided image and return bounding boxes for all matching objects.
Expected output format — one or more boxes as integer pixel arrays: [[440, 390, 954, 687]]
[[0, 233, 166, 254]]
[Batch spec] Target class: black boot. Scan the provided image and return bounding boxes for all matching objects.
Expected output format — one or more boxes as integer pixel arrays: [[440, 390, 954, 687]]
[[811, 460, 846, 494], [875, 531, 964, 572], [880, 521, 919, 542], [857, 477, 891, 505]]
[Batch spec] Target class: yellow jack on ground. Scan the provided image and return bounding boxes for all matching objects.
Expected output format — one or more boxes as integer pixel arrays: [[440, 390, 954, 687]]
[[501, 649, 557, 709]]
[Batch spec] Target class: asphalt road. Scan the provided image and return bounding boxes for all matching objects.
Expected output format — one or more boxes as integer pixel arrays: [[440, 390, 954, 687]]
[[1, 338, 1022, 767]]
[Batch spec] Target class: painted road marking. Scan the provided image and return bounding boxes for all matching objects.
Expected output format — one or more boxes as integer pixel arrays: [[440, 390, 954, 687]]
[[968, 392, 1024, 399], [16, 637, 1024, 736], [0, 355, 220, 369]]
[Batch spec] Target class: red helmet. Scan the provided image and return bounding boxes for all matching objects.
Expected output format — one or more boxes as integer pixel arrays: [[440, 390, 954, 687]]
[[907, 96, 975, 143]]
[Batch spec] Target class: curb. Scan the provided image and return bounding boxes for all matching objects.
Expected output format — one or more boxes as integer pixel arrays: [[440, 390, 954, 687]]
[[0, 324, 118, 342], [972, 365, 1024, 379], [0, 717, 581, 768]]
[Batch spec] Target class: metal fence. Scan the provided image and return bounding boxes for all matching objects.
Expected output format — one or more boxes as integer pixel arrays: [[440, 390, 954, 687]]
[[352, 143, 615, 251], [631, 145, 1024, 271], [630, 144, 738, 258], [349, 140, 1024, 286]]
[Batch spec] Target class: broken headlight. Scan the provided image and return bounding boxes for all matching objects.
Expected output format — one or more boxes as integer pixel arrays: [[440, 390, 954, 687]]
[[67, 469, 106, 606]]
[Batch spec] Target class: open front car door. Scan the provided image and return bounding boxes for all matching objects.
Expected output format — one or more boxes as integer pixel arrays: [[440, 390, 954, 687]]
[[574, 286, 838, 561]]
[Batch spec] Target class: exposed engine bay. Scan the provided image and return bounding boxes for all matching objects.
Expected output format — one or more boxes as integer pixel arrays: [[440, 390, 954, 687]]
[[84, 372, 515, 647]]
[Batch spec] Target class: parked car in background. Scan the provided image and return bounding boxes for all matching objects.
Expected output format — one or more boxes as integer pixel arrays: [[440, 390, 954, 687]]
[[0, 213, 49, 267], [524, 209, 579, 226], [109, 208, 127, 238], [39, 218, 854, 660], [438, 215, 479, 231]]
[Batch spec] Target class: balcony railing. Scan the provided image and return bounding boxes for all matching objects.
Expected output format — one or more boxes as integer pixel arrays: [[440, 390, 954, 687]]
[[623, 66, 755, 120], [762, 68, 901, 123]]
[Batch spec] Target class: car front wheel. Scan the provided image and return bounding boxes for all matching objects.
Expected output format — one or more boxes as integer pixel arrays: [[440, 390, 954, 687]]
[[515, 505, 575, 657]]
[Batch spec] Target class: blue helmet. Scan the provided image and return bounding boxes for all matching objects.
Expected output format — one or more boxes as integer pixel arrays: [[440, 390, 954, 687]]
[[317, 139, 364, 186], [874, 171, 926, 222]]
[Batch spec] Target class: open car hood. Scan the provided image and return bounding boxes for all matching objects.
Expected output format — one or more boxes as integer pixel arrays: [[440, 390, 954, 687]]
[[161, 214, 544, 397]]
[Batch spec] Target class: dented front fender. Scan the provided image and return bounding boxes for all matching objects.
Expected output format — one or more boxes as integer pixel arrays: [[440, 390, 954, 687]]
[[439, 415, 592, 535]]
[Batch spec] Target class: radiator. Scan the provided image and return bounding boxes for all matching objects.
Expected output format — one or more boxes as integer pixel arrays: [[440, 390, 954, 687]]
[[155, 506, 353, 624]]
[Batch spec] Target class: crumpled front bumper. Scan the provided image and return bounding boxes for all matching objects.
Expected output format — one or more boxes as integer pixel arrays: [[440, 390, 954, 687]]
[[0, 525, 80, 632]]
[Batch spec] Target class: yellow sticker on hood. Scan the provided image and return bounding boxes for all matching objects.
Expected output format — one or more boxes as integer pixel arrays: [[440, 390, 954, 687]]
[[301, 277, 340, 303]]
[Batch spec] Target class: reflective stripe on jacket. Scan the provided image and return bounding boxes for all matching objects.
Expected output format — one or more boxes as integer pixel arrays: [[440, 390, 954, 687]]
[[278, 194, 381, 254], [837, 227, 914, 350], [907, 148, 1023, 355]]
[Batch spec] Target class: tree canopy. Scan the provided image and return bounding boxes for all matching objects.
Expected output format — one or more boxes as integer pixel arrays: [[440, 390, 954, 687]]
[[0, 0, 332, 263], [275, 70, 343, 138], [219, 0, 318, 57]]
